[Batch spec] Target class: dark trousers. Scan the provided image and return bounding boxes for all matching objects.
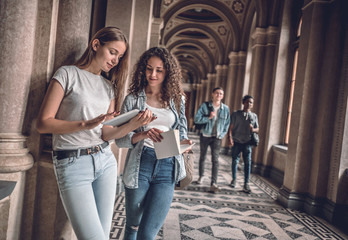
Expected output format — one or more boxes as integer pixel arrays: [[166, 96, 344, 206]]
[[199, 135, 222, 185], [231, 142, 252, 183]]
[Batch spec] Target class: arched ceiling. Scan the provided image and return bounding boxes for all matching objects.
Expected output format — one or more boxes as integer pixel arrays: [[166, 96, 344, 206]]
[[154, 0, 259, 85]]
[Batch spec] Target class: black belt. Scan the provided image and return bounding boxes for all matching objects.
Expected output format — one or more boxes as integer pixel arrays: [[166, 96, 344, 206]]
[[53, 142, 109, 160]]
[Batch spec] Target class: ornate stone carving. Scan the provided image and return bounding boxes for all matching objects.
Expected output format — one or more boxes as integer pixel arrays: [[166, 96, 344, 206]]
[[232, 0, 244, 14]]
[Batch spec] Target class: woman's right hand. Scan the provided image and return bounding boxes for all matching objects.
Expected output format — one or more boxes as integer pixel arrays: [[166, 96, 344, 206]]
[[82, 112, 117, 130], [129, 108, 156, 129]]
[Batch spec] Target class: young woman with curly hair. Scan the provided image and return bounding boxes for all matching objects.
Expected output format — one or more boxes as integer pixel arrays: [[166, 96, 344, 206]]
[[116, 47, 192, 239]]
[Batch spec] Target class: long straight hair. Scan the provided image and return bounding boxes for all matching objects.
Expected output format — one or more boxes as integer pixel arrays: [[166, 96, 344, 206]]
[[75, 27, 129, 111]]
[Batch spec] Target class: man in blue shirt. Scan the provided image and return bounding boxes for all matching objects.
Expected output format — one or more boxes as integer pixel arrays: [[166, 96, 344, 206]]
[[194, 87, 230, 193]]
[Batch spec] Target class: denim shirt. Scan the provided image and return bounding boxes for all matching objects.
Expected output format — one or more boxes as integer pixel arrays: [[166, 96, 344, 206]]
[[115, 90, 188, 189], [194, 101, 230, 139]]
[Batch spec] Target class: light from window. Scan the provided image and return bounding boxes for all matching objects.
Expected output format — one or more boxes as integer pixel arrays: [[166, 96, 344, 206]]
[[285, 49, 298, 144], [285, 16, 301, 145]]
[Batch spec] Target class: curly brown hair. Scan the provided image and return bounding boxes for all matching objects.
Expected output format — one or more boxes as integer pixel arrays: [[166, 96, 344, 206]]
[[75, 27, 129, 111], [129, 47, 185, 111]]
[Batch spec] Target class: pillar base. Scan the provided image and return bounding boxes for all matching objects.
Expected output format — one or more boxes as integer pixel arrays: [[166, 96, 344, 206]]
[[0, 133, 34, 173]]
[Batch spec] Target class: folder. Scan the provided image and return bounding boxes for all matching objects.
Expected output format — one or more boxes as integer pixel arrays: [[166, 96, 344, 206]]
[[153, 129, 194, 159]]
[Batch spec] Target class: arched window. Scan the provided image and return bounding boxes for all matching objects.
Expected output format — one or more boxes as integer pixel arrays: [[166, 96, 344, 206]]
[[285, 17, 302, 144]]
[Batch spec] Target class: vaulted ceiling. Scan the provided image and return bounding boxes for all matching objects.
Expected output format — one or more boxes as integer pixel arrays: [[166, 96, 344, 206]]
[[153, 0, 281, 85], [153, 0, 254, 85]]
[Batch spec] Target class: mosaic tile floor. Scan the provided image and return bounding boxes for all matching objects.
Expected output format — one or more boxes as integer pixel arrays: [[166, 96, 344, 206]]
[[110, 134, 348, 240]]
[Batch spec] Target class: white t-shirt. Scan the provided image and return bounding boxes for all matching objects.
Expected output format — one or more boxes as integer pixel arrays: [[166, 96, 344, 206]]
[[52, 65, 115, 150], [143, 103, 176, 148]]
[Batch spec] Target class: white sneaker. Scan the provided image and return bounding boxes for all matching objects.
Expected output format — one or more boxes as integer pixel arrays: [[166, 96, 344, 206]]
[[210, 184, 221, 193], [196, 177, 203, 184], [243, 183, 251, 193]]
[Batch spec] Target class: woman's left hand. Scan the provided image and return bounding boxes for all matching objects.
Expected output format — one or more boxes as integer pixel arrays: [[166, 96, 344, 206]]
[[180, 139, 193, 153], [146, 128, 163, 142]]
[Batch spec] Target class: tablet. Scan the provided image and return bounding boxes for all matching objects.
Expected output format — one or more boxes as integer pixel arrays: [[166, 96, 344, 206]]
[[102, 109, 140, 127]]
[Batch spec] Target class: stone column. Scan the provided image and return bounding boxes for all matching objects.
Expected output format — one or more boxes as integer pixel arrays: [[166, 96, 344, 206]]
[[201, 79, 208, 102], [221, 65, 229, 90], [53, 1, 92, 70], [206, 73, 215, 100], [278, 0, 347, 221], [32, 1, 92, 240], [192, 83, 202, 132], [128, 0, 154, 69], [204, 74, 210, 97], [194, 83, 203, 118], [233, 52, 247, 111], [0, 0, 38, 239], [216, 65, 228, 90], [106, 0, 154, 89], [225, 52, 238, 110], [247, 26, 278, 173], [215, 65, 223, 88], [149, 17, 162, 48], [193, 83, 200, 113], [256, 26, 278, 171], [105, 0, 154, 180], [106, 0, 154, 69], [327, 29, 348, 229], [279, 2, 327, 203], [248, 27, 267, 113]]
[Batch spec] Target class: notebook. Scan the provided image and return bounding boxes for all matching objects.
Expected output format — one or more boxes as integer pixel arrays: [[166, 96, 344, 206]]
[[153, 129, 194, 159]]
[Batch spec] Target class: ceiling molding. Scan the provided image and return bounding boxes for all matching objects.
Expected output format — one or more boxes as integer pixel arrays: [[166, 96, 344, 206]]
[[160, 0, 242, 49], [174, 49, 208, 77], [167, 39, 215, 72], [163, 23, 225, 63]]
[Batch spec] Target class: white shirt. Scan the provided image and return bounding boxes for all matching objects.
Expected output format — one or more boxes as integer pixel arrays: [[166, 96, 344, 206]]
[[143, 103, 176, 148]]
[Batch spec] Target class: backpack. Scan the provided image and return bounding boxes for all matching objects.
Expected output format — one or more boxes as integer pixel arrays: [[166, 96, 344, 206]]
[[194, 102, 213, 130], [248, 112, 259, 146]]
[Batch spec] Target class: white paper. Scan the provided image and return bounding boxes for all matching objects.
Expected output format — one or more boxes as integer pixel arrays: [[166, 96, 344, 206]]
[[153, 130, 194, 159], [102, 109, 140, 127]]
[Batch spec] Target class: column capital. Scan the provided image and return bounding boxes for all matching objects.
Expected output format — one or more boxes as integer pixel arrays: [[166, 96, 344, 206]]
[[228, 51, 238, 59], [152, 17, 162, 25], [229, 51, 247, 65], [266, 26, 279, 44], [238, 52, 247, 63], [208, 73, 216, 79], [253, 27, 267, 45], [303, 0, 332, 11], [252, 27, 278, 46], [228, 52, 239, 65], [215, 65, 223, 71]]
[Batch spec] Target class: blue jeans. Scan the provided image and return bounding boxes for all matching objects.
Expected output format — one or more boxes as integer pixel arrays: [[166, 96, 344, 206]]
[[53, 145, 117, 240], [124, 146, 175, 240], [199, 135, 222, 185], [231, 142, 252, 183]]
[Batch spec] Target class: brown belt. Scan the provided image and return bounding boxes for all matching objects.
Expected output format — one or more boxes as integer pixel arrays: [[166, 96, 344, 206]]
[[53, 142, 109, 160]]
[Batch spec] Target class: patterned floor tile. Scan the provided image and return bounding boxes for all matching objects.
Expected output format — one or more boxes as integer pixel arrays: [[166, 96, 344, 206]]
[[110, 133, 348, 240]]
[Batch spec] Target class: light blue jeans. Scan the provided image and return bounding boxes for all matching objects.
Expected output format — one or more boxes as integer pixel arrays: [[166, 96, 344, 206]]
[[124, 146, 175, 240], [231, 142, 252, 183], [53, 145, 117, 240]]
